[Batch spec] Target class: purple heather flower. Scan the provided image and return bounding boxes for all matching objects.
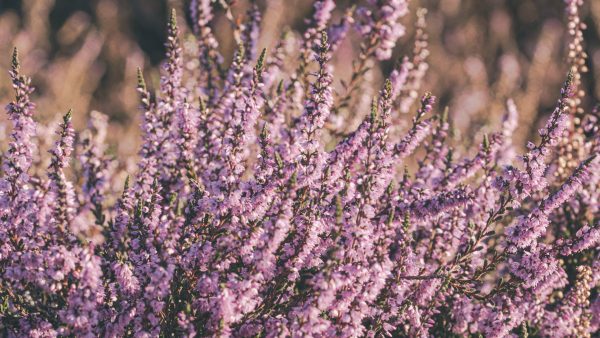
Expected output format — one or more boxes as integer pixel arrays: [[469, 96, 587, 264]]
[[356, 0, 409, 60], [559, 224, 600, 256], [512, 71, 574, 200], [241, 3, 262, 63], [507, 155, 596, 249], [393, 92, 435, 159], [328, 6, 355, 53], [0, 48, 38, 260], [398, 8, 430, 113], [1, 2, 599, 337], [498, 98, 519, 165], [374, 0, 409, 60], [47, 110, 76, 234], [190, 0, 222, 93], [404, 186, 473, 220]]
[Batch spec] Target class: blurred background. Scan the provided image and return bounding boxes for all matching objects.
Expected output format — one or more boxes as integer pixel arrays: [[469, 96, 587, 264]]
[[1, 0, 599, 156]]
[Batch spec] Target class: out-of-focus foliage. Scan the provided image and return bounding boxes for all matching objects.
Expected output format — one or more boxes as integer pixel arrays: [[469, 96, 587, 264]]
[[2, 0, 600, 152]]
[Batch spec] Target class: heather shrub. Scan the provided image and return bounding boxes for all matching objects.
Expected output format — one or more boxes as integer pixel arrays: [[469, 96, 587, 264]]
[[0, 0, 599, 337]]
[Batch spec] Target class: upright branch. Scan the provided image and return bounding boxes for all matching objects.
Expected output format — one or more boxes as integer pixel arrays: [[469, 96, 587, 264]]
[[47, 110, 76, 236], [1, 48, 37, 201]]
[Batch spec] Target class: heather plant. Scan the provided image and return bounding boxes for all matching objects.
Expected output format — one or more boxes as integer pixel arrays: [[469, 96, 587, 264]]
[[1, 0, 599, 337]]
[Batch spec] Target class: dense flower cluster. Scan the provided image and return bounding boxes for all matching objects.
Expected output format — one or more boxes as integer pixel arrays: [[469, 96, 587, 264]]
[[1, 0, 599, 337]]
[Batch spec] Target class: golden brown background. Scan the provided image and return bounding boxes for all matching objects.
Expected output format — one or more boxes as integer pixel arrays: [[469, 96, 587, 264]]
[[1, 0, 599, 156]]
